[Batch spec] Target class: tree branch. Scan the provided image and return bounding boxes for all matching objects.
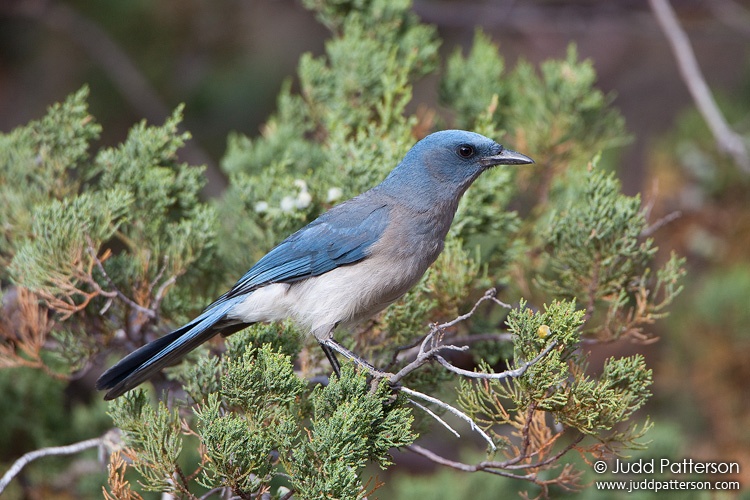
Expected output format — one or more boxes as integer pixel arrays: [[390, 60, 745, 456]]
[[407, 398, 461, 439], [401, 386, 497, 451], [320, 290, 560, 453], [0, 436, 104, 494], [433, 339, 558, 380], [649, 0, 749, 172], [88, 242, 157, 320], [406, 432, 585, 481]]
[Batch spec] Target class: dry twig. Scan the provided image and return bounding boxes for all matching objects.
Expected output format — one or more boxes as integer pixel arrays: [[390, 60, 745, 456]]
[[649, 0, 749, 172], [0, 436, 105, 494]]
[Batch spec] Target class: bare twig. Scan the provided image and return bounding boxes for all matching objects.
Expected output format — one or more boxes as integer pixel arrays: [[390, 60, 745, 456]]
[[0, 436, 104, 493], [87, 242, 157, 319], [406, 444, 531, 480], [321, 338, 389, 378], [401, 386, 497, 451], [389, 328, 468, 383], [641, 210, 682, 237], [406, 432, 585, 481], [649, 0, 750, 172], [324, 293, 558, 454], [433, 339, 558, 380], [152, 274, 178, 311], [407, 398, 461, 438], [387, 289, 511, 370], [436, 288, 505, 330]]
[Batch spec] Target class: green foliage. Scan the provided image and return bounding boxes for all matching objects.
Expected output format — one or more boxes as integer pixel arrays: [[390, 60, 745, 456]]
[[216, 0, 439, 277], [538, 164, 685, 339], [109, 391, 185, 494], [542, 167, 653, 300], [193, 344, 305, 494], [2, 87, 219, 372], [111, 344, 413, 499], [441, 34, 627, 167], [456, 300, 585, 428], [0, 87, 101, 270], [289, 365, 415, 499], [9, 189, 132, 294], [441, 30, 507, 132], [458, 301, 653, 456]]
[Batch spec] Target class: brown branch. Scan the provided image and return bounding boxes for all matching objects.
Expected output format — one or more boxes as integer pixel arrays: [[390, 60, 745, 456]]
[[406, 432, 585, 483], [520, 402, 538, 458], [88, 242, 156, 320], [649, 0, 750, 172], [279, 489, 296, 500], [0, 287, 68, 379]]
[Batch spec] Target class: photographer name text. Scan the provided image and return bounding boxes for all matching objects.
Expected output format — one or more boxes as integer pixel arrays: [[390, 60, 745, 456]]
[[610, 458, 738, 475]]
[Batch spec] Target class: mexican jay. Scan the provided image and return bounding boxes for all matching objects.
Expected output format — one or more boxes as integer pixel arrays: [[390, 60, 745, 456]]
[[97, 130, 533, 399]]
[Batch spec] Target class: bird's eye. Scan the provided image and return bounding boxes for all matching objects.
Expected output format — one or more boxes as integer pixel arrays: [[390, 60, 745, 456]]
[[457, 144, 475, 158]]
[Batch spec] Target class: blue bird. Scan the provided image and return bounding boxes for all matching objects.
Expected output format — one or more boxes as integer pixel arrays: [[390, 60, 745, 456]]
[[96, 130, 533, 399]]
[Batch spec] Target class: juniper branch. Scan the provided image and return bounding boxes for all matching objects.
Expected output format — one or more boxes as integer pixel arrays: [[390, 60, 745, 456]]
[[433, 340, 558, 380], [87, 241, 156, 319], [0, 436, 105, 494], [405, 432, 585, 480]]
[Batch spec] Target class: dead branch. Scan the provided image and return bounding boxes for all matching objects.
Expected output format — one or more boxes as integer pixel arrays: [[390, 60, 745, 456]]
[[406, 432, 585, 487], [87, 243, 156, 320], [0, 435, 105, 494], [323, 289, 560, 452], [433, 340, 558, 380], [401, 386, 497, 451], [0, 287, 67, 379], [649, 0, 750, 172]]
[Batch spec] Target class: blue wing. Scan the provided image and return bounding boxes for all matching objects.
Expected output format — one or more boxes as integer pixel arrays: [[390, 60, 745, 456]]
[[218, 197, 390, 301], [97, 195, 390, 399]]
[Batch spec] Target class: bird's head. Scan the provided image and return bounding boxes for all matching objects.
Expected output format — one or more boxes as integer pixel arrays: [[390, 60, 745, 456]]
[[381, 130, 534, 207]]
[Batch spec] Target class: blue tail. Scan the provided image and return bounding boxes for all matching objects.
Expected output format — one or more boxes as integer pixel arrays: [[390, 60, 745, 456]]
[[96, 299, 243, 400]]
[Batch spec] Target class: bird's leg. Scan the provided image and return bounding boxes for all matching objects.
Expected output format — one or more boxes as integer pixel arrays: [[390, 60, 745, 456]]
[[318, 340, 341, 378], [320, 338, 389, 379]]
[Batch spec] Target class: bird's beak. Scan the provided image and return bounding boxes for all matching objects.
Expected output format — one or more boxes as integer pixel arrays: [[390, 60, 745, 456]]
[[480, 148, 535, 168]]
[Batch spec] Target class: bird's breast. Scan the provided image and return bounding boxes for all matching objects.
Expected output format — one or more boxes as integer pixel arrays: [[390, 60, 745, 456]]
[[229, 203, 455, 340]]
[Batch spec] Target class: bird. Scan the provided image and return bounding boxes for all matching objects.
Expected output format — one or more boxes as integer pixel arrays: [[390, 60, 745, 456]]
[[96, 130, 534, 400]]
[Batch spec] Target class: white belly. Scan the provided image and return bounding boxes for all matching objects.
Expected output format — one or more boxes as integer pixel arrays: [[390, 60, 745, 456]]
[[226, 251, 429, 340]]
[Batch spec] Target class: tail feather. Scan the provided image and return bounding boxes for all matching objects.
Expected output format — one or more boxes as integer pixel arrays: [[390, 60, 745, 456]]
[[96, 300, 241, 400]]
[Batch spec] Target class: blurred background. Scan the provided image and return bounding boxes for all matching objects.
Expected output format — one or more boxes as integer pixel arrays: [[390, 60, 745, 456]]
[[1, 0, 749, 497]]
